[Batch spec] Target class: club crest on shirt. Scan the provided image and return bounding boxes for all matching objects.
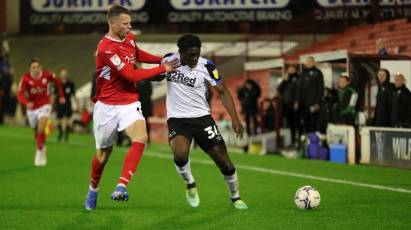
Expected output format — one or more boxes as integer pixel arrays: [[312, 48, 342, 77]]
[[130, 40, 136, 48], [124, 54, 135, 64], [212, 70, 219, 80], [110, 54, 122, 66], [42, 78, 47, 85]]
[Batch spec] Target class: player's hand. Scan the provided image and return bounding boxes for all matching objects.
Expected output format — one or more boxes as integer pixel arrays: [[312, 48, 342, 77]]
[[59, 97, 66, 104], [314, 104, 320, 111], [163, 58, 181, 72], [310, 104, 320, 113], [232, 120, 244, 139], [294, 102, 299, 111], [27, 102, 34, 110], [170, 58, 181, 68]]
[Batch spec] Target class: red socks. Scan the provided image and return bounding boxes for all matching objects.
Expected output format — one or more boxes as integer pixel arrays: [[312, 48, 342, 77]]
[[90, 156, 105, 189], [118, 142, 145, 186], [36, 133, 46, 150], [89, 142, 145, 189]]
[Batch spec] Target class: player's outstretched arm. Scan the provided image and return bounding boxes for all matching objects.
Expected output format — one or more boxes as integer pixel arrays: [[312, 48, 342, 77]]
[[17, 77, 29, 107], [149, 74, 166, 82], [136, 49, 163, 64], [148, 58, 180, 82], [49, 73, 65, 104], [120, 64, 167, 82], [120, 59, 179, 82], [101, 51, 178, 82], [214, 83, 244, 139]]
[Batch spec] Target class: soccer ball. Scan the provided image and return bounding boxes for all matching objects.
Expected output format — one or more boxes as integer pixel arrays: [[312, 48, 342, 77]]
[[294, 185, 321, 209]]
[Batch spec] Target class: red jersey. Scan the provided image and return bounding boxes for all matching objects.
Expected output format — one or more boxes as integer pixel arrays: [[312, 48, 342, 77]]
[[94, 32, 166, 105], [17, 70, 64, 110]]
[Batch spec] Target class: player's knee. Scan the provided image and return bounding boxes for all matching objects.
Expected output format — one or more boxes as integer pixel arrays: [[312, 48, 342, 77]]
[[220, 164, 236, 176], [140, 132, 148, 143], [95, 153, 107, 163], [131, 132, 148, 144], [170, 141, 190, 159], [173, 156, 189, 167], [37, 124, 47, 133], [172, 146, 190, 162], [211, 144, 227, 155], [96, 148, 112, 164], [37, 129, 46, 135]]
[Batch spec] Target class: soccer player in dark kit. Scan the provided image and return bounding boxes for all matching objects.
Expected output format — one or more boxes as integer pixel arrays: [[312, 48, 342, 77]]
[[162, 34, 248, 210]]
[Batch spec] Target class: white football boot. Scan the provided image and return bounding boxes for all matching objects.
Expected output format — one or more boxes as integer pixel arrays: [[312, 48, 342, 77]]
[[39, 146, 47, 166], [34, 149, 42, 166], [186, 187, 200, 208]]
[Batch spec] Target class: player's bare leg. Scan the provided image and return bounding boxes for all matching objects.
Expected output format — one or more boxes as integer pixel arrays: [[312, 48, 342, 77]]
[[111, 120, 147, 202], [85, 146, 113, 210], [208, 144, 248, 210], [57, 119, 63, 142], [170, 135, 199, 207], [61, 117, 69, 142], [89, 147, 113, 189], [33, 126, 41, 166], [34, 117, 48, 166]]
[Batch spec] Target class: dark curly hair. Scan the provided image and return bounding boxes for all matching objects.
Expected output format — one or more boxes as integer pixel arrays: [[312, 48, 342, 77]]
[[177, 34, 202, 52]]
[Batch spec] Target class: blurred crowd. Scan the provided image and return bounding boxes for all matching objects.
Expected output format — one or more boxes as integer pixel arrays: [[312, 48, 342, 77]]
[[237, 56, 411, 148], [0, 33, 15, 125]]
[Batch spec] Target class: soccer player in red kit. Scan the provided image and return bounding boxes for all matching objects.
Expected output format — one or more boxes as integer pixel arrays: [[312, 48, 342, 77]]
[[17, 58, 65, 166], [84, 4, 179, 210]]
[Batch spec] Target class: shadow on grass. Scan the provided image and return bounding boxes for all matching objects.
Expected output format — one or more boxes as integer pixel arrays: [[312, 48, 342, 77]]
[[0, 203, 82, 212], [144, 206, 238, 229], [0, 165, 37, 176]]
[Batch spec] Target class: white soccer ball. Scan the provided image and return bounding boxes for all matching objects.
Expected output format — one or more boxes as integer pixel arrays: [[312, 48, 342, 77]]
[[294, 185, 321, 209]]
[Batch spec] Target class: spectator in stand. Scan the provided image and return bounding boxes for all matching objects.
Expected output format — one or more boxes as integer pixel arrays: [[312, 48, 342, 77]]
[[295, 56, 324, 134], [373, 68, 395, 127], [1, 67, 13, 119], [376, 38, 388, 56], [391, 73, 411, 128], [0, 34, 10, 125], [318, 87, 338, 133], [237, 78, 261, 135], [278, 64, 300, 146], [261, 98, 275, 132], [0, 72, 4, 124], [336, 74, 358, 126]]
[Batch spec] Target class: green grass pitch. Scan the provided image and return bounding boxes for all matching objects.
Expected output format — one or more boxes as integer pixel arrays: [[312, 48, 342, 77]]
[[0, 125, 410, 229]]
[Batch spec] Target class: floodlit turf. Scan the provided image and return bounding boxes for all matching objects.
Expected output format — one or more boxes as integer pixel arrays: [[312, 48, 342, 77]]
[[0, 125, 410, 229]]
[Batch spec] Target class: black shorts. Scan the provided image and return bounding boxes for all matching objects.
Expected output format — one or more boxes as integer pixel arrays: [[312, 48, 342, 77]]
[[167, 115, 225, 152], [57, 104, 72, 119]]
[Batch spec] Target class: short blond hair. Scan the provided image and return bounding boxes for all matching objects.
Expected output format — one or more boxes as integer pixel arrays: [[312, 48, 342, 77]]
[[107, 4, 131, 21]]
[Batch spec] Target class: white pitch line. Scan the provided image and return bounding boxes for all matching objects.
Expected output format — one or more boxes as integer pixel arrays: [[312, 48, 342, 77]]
[[146, 152, 411, 194], [1, 131, 410, 194]]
